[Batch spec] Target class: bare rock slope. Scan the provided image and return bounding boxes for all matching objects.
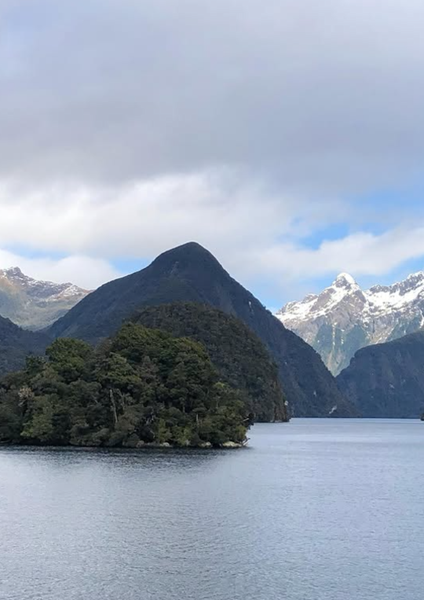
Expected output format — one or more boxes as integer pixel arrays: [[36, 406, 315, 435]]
[[0, 267, 89, 330]]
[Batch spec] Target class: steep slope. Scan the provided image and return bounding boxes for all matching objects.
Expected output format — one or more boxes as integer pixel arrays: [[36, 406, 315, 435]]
[[337, 331, 424, 418], [0, 267, 89, 330], [49, 242, 352, 417], [277, 272, 424, 375], [133, 302, 288, 422], [0, 314, 48, 376]]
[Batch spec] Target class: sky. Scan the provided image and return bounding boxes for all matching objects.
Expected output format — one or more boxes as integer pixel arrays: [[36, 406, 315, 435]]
[[1, 0, 424, 308]]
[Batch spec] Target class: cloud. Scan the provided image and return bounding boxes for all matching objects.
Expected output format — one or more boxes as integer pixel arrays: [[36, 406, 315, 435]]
[[0, 172, 422, 297], [0, 172, 347, 286], [241, 226, 424, 285], [1, 0, 424, 298], [0, 248, 120, 289], [0, 172, 346, 256], [1, 0, 424, 193]]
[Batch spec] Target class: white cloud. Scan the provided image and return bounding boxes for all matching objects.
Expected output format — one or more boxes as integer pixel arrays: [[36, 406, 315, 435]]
[[0, 249, 120, 289], [241, 227, 424, 286], [0, 171, 342, 254], [0, 173, 422, 298]]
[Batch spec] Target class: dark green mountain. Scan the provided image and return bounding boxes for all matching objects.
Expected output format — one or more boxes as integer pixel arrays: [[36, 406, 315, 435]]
[[49, 242, 353, 417], [337, 331, 424, 418], [0, 315, 48, 376], [133, 302, 288, 422]]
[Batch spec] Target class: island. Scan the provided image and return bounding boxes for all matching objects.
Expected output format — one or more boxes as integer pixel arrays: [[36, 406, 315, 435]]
[[0, 322, 252, 448]]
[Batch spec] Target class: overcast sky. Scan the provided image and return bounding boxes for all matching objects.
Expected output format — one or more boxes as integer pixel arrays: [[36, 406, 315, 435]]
[[1, 0, 424, 306]]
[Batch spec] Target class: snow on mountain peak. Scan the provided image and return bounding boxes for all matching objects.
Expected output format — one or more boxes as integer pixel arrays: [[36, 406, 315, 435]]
[[1, 266, 24, 278], [0, 267, 91, 330], [0, 267, 89, 304], [334, 273, 357, 287], [276, 268, 424, 375]]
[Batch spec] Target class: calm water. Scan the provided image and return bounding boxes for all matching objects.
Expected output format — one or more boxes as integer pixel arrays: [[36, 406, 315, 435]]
[[1, 419, 423, 600]]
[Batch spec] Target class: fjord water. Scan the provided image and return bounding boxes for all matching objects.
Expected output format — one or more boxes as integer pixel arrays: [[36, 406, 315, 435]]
[[1, 420, 423, 600]]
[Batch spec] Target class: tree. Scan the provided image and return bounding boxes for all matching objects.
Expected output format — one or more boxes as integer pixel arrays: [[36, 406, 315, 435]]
[[0, 322, 250, 447]]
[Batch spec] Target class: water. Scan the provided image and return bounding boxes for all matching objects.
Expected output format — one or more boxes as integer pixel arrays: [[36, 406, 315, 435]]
[[0, 419, 423, 600]]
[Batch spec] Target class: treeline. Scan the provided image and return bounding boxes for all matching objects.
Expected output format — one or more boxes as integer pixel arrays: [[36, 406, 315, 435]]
[[0, 323, 251, 447]]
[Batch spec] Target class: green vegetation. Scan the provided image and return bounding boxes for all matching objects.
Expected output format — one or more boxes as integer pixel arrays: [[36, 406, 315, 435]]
[[133, 303, 288, 422], [0, 323, 251, 447]]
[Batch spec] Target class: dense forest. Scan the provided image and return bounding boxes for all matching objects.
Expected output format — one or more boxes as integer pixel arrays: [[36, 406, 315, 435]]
[[0, 323, 251, 447], [133, 302, 288, 422]]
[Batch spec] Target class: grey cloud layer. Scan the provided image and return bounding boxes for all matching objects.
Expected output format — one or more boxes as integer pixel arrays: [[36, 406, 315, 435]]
[[1, 0, 424, 191], [1, 0, 424, 297]]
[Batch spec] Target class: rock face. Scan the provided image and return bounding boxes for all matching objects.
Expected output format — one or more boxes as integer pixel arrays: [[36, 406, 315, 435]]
[[277, 272, 424, 375], [337, 331, 424, 418], [0, 314, 48, 376], [0, 267, 89, 330], [48, 242, 353, 418]]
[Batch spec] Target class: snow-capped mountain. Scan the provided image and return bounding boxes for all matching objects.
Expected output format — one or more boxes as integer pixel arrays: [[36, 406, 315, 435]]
[[0, 267, 90, 330], [276, 272, 424, 375]]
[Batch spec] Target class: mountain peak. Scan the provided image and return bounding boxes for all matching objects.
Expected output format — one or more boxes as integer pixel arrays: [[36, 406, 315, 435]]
[[405, 271, 424, 284], [1, 266, 24, 277], [0, 268, 89, 330], [334, 273, 358, 287], [277, 268, 424, 376], [150, 242, 224, 278], [156, 241, 214, 260]]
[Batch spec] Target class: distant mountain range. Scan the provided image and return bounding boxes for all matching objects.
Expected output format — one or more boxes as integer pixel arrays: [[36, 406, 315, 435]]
[[277, 272, 424, 375], [48, 242, 354, 418], [0, 267, 89, 330]]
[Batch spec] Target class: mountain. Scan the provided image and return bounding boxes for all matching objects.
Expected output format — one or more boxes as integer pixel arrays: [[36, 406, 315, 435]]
[[337, 331, 424, 418], [133, 302, 288, 422], [48, 242, 353, 417], [0, 267, 89, 330], [0, 314, 48, 377], [277, 272, 424, 375]]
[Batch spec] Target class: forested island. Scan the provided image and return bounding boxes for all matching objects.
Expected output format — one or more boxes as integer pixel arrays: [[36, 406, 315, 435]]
[[0, 321, 253, 448]]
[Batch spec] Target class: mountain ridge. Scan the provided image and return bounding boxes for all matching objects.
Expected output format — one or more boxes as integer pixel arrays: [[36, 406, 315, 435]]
[[0, 267, 89, 330], [277, 271, 424, 374], [337, 330, 424, 418]]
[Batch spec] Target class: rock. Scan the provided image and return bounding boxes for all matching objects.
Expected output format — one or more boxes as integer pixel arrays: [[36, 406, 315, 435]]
[[199, 442, 212, 449], [221, 441, 243, 448]]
